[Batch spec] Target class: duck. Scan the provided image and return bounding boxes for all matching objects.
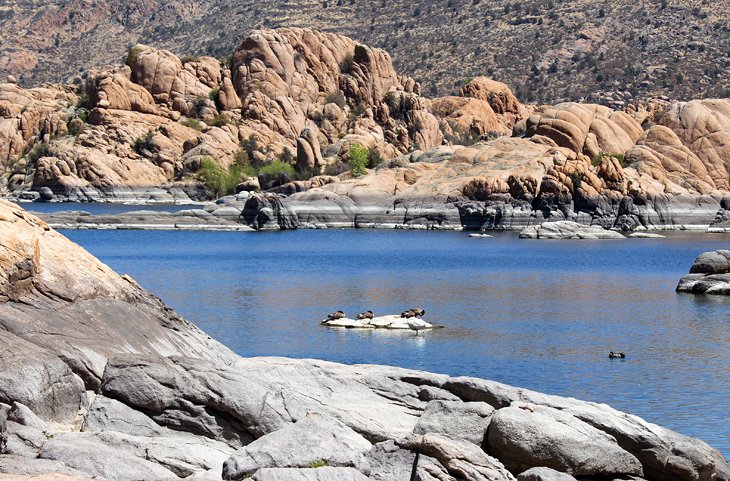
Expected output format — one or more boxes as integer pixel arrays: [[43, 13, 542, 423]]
[[400, 309, 416, 319], [326, 310, 345, 321], [356, 310, 374, 320], [406, 318, 429, 336], [412, 308, 426, 317], [608, 351, 626, 359]]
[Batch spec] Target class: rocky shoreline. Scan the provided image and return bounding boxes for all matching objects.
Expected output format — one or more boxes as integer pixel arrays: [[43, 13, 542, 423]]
[[0, 197, 728, 481], [27, 191, 730, 234]]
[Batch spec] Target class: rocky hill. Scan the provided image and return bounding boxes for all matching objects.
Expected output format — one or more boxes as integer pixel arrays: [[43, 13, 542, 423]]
[[1, 0, 729, 104], [2, 27, 730, 231]]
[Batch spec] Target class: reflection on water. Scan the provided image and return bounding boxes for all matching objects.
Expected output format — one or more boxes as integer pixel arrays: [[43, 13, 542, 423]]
[[63, 229, 730, 457]]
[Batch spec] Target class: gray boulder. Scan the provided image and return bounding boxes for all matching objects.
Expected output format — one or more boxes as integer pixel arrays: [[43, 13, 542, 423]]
[[400, 433, 516, 481], [414, 400, 494, 445], [7, 402, 48, 431], [222, 412, 372, 480], [0, 333, 85, 423], [442, 375, 730, 481], [487, 404, 643, 476], [39, 433, 180, 481], [677, 250, 730, 294], [82, 395, 162, 436], [101, 355, 424, 447], [252, 467, 370, 481], [519, 221, 625, 239], [517, 467, 578, 481], [365, 439, 448, 481], [0, 454, 92, 477], [689, 250, 730, 274], [2, 421, 47, 457]]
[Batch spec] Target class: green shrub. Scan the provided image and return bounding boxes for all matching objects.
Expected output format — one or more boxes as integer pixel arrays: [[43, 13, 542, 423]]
[[383, 91, 398, 111], [592, 152, 628, 168], [367, 147, 383, 168], [209, 87, 220, 103], [205, 115, 230, 127], [324, 90, 346, 108], [570, 172, 582, 190], [180, 55, 198, 64], [189, 96, 209, 118], [308, 460, 328, 469], [26, 142, 52, 164], [198, 156, 246, 197], [280, 146, 295, 163], [241, 135, 261, 166], [340, 53, 355, 74], [133, 132, 155, 156], [257, 160, 296, 178], [180, 118, 205, 131], [126, 46, 143, 67], [75, 87, 91, 110], [348, 143, 367, 177]]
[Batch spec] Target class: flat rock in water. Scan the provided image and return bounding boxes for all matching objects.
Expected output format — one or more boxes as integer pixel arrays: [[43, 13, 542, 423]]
[[519, 221, 625, 239], [468, 233, 493, 238], [321, 315, 433, 330], [628, 232, 666, 238]]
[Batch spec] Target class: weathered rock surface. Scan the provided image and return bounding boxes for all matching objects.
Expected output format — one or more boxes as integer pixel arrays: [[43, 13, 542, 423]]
[[519, 221, 625, 239], [222, 412, 372, 479], [0, 202, 728, 481], [413, 400, 494, 445], [487, 404, 643, 476], [251, 467, 371, 481], [676, 250, 730, 295], [517, 467, 578, 481], [0, 199, 235, 393]]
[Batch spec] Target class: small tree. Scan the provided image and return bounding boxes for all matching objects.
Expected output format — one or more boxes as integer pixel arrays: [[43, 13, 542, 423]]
[[348, 143, 367, 177]]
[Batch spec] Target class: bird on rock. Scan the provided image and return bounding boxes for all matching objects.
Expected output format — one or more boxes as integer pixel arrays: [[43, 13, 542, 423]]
[[326, 310, 345, 321], [356, 310, 374, 320]]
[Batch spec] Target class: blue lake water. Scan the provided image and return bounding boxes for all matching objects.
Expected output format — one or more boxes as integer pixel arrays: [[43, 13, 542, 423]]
[[61, 228, 730, 458]]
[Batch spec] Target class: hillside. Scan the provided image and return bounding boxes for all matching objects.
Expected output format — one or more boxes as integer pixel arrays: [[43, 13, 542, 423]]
[[1, 0, 729, 104]]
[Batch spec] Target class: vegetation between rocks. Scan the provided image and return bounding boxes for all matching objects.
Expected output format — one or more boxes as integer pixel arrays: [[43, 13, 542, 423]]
[[348, 143, 368, 177], [198, 156, 250, 197]]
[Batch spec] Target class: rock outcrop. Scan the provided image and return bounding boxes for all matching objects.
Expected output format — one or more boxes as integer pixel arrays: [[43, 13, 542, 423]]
[[676, 250, 730, 295], [519, 221, 626, 239], [2, 28, 730, 233], [0, 199, 728, 481]]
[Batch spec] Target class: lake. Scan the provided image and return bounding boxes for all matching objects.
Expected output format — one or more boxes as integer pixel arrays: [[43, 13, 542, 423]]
[[62, 228, 730, 457]]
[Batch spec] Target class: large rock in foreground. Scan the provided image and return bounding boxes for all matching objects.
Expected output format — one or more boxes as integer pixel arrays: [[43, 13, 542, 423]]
[[676, 250, 730, 294], [0, 202, 728, 481]]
